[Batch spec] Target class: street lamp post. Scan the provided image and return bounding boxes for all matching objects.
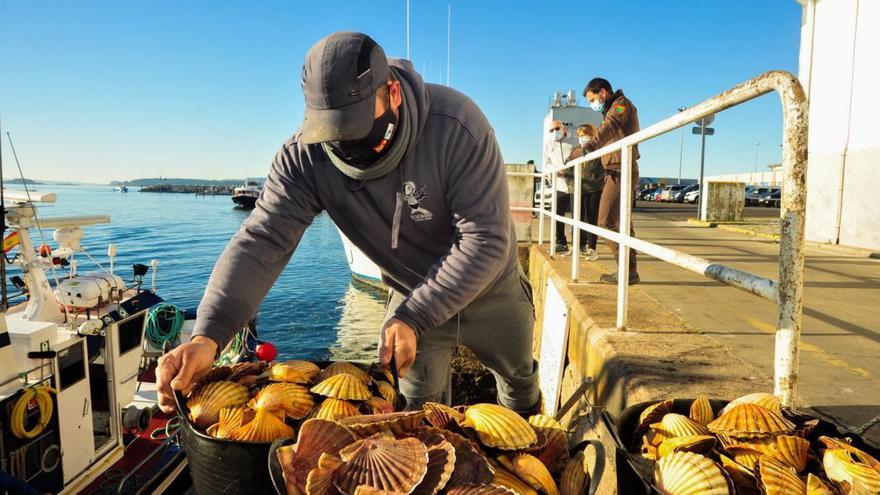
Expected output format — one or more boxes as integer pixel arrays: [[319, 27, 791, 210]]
[[677, 106, 686, 185], [754, 141, 761, 175]]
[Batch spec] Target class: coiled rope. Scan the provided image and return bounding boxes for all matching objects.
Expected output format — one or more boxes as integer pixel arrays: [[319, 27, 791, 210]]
[[145, 303, 184, 348], [11, 386, 56, 440]]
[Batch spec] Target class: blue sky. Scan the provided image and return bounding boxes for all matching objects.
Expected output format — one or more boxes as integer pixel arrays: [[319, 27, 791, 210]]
[[0, 1, 802, 184]]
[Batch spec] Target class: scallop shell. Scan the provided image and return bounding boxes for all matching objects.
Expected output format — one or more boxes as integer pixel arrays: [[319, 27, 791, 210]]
[[339, 411, 426, 437], [208, 405, 253, 439], [526, 424, 570, 474], [187, 380, 249, 429], [313, 398, 361, 421], [819, 435, 880, 472], [638, 399, 674, 432], [278, 419, 357, 495], [723, 446, 763, 470], [805, 474, 833, 495], [721, 393, 782, 415], [491, 465, 538, 495], [318, 453, 343, 470], [460, 403, 537, 450], [559, 451, 588, 495], [823, 447, 880, 493], [733, 435, 809, 472], [412, 440, 456, 495], [192, 366, 233, 389], [433, 428, 494, 487], [320, 361, 370, 384], [657, 435, 717, 458], [271, 360, 321, 384], [653, 413, 711, 438], [755, 457, 806, 495], [717, 454, 757, 494], [707, 403, 795, 439], [498, 453, 560, 495], [229, 361, 268, 381], [528, 414, 564, 430], [375, 381, 399, 405], [229, 408, 293, 443], [311, 373, 372, 401], [335, 432, 429, 495], [654, 451, 732, 495], [690, 395, 715, 426], [305, 467, 337, 495], [446, 485, 516, 495], [250, 382, 315, 419], [351, 487, 406, 495], [424, 402, 465, 429], [362, 396, 396, 415]]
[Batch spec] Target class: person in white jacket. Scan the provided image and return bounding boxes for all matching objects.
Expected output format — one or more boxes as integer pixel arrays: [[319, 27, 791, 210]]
[[542, 120, 578, 253]]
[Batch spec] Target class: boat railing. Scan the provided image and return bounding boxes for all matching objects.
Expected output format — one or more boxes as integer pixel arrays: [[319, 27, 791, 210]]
[[507, 71, 808, 407]]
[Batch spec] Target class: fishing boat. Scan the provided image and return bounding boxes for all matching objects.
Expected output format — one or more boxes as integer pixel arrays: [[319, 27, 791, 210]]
[[114, 185, 129, 192], [335, 227, 384, 291], [231, 179, 262, 209], [0, 186, 257, 494]]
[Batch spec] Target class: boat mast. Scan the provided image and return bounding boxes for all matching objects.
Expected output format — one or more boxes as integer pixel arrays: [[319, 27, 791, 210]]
[[0, 117, 6, 313]]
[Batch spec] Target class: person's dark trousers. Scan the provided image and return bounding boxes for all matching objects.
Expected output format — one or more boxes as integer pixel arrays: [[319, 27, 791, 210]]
[[555, 192, 571, 247], [580, 190, 602, 250]]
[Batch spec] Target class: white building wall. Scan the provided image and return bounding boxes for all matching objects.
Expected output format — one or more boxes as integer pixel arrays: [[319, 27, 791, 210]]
[[800, 0, 880, 249]]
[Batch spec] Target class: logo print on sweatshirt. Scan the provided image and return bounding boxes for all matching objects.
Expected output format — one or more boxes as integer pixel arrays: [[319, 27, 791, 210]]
[[402, 181, 433, 222]]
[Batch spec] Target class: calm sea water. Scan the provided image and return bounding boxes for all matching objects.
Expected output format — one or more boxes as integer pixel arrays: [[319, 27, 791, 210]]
[[5, 184, 385, 361]]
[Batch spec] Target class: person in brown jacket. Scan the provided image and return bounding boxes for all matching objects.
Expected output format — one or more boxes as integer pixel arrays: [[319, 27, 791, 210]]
[[582, 77, 641, 284]]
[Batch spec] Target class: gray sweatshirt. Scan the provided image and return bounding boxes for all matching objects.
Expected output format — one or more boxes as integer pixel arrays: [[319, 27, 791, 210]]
[[193, 60, 517, 347]]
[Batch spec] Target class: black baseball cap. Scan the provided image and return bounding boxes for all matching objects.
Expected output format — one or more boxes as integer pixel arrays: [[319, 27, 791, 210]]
[[299, 32, 391, 145]]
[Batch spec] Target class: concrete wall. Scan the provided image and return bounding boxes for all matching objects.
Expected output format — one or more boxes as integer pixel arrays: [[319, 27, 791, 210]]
[[799, 0, 880, 250]]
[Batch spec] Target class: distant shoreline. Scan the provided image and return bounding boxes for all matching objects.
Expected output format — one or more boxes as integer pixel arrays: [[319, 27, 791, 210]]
[[139, 184, 235, 195]]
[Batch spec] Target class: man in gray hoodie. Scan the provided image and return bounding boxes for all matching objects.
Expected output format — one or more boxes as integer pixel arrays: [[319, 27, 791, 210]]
[[157, 32, 540, 413]]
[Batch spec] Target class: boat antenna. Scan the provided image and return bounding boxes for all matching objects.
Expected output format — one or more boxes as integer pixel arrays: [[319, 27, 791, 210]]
[[405, 0, 411, 60], [6, 131, 71, 323], [0, 116, 6, 312], [446, 3, 451, 87]]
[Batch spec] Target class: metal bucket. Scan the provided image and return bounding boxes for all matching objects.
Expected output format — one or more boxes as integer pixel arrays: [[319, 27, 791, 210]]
[[174, 389, 274, 494]]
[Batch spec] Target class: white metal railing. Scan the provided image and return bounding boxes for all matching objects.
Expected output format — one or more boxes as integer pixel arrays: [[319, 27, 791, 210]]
[[509, 71, 808, 406]]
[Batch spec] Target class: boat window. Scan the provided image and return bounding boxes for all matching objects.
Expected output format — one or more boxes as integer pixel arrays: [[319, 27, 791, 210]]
[[117, 311, 146, 356], [57, 342, 86, 390]]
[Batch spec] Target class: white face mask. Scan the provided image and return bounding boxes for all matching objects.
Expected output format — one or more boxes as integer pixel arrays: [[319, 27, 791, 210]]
[[578, 136, 590, 146], [553, 130, 564, 142]]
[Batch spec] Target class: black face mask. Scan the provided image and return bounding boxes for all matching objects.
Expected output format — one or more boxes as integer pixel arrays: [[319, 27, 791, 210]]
[[328, 100, 397, 168]]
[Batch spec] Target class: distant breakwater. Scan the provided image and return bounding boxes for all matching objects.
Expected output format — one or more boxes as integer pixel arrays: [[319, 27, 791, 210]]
[[139, 184, 235, 195]]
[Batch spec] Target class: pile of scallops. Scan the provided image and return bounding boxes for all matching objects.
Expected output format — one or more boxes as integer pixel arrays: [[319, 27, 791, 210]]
[[185, 359, 587, 494], [634, 392, 880, 494]]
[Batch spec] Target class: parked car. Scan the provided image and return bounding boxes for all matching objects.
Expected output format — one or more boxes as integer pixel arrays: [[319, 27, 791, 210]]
[[673, 184, 699, 203], [746, 186, 779, 206], [638, 186, 660, 200], [684, 185, 700, 204], [649, 188, 664, 201], [759, 190, 781, 208], [533, 178, 553, 214], [659, 185, 685, 202]]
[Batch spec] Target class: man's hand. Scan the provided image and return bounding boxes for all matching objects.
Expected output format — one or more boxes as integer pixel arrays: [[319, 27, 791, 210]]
[[156, 336, 218, 413], [378, 318, 417, 378]]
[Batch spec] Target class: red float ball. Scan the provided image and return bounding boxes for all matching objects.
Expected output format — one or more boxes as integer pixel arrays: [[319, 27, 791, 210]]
[[254, 342, 277, 362]]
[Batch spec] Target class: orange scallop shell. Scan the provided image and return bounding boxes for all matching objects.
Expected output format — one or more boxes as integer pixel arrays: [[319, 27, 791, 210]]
[[653, 452, 732, 495], [412, 439, 456, 495], [362, 396, 396, 415], [497, 453, 559, 495], [657, 435, 717, 458], [707, 403, 795, 439], [229, 408, 293, 443], [689, 395, 715, 426], [446, 485, 516, 495], [428, 428, 494, 487], [278, 419, 357, 495], [652, 413, 711, 438], [755, 457, 806, 495], [638, 399, 674, 432], [313, 398, 361, 421], [320, 361, 370, 384], [424, 402, 466, 429], [270, 360, 321, 384], [721, 393, 782, 415], [249, 382, 315, 419], [339, 411, 426, 437], [208, 405, 253, 439], [822, 447, 880, 493], [187, 380, 250, 429], [559, 451, 588, 495], [311, 373, 372, 401], [491, 465, 538, 495], [805, 473, 833, 495], [731, 435, 809, 473], [335, 432, 429, 495], [304, 467, 337, 495], [460, 403, 537, 450], [375, 381, 398, 405]]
